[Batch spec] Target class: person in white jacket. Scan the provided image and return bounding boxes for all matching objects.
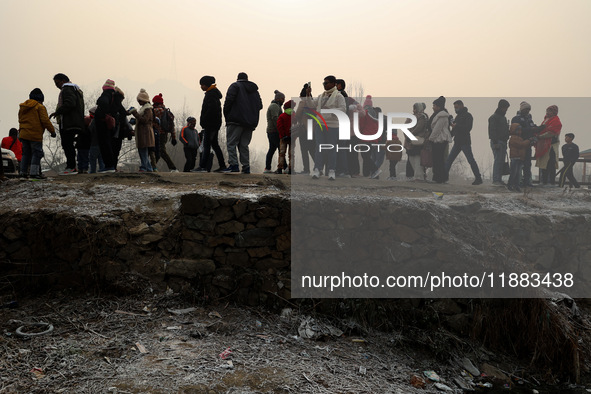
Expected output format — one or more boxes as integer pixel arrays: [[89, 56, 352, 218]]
[[303, 75, 347, 181], [428, 96, 453, 183]]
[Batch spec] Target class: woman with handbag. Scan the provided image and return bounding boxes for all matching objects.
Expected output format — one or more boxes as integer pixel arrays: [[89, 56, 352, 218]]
[[403, 102, 429, 180]]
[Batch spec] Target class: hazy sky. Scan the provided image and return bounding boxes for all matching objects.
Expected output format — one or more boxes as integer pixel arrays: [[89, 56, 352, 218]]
[[2, 0, 591, 171]]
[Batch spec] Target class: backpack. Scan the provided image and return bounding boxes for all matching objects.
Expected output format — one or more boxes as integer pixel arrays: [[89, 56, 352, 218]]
[[160, 108, 175, 134]]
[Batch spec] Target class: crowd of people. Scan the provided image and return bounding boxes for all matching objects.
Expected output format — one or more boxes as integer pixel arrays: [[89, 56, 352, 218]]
[[1, 73, 582, 189]]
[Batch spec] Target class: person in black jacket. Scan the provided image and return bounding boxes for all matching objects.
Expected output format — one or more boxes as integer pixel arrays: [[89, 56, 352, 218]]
[[445, 100, 482, 185], [50, 73, 85, 175], [488, 99, 511, 185], [94, 79, 127, 173], [196, 76, 226, 172], [558, 133, 580, 188], [222, 72, 263, 173]]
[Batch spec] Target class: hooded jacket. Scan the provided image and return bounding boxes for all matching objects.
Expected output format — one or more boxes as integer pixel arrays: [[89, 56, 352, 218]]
[[429, 110, 452, 144], [277, 109, 293, 139], [488, 109, 509, 142], [452, 107, 473, 145], [200, 86, 223, 131], [18, 99, 55, 142], [223, 80, 263, 130], [130, 103, 155, 149], [266, 101, 283, 133], [54, 84, 85, 131]]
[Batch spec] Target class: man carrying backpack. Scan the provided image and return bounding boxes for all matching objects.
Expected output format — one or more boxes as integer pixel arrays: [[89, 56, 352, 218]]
[[50, 73, 85, 175], [152, 93, 179, 172]]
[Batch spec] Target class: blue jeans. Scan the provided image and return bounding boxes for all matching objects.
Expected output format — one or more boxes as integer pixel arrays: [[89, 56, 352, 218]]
[[508, 158, 523, 187], [445, 143, 481, 179], [490, 140, 507, 182], [313, 126, 338, 172], [20, 139, 44, 175], [138, 148, 153, 171], [89, 145, 105, 173]]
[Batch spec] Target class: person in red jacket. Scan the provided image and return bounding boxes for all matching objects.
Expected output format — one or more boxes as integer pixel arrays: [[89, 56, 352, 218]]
[[276, 100, 296, 174], [1, 128, 23, 163]]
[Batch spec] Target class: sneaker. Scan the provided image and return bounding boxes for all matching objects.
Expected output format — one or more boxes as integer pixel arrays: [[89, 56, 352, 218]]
[[99, 168, 116, 173], [191, 167, 207, 173], [328, 170, 336, 181], [222, 165, 239, 173], [299, 170, 310, 175], [241, 166, 251, 174], [59, 168, 78, 176], [311, 168, 320, 179], [274, 168, 283, 174], [213, 167, 225, 173], [78, 170, 88, 174], [370, 169, 382, 179], [492, 181, 506, 186], [263, 169, 273, 174], [170, 169, 179, 173], [387, 176, 397, 181], [472, 178, 483, 185], [30, 173, 46, 180]]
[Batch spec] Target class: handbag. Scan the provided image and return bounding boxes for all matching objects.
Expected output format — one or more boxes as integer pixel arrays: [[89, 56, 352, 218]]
[[105, 114, 116, 131], [410, 136, 425, 146], [502, 153, 510, 176], [420, 141, 433, 168]]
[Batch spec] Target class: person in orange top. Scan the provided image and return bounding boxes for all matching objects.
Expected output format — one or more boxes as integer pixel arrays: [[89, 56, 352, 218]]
[[276, 100, 295, 174], [18, 88, 56, 179], [1, 128, 22, 162], [535, 105, 562, 186]]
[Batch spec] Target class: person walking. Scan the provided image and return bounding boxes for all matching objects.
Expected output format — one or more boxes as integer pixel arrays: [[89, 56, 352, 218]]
[[445, 100, 482, 185], [488, 99, 511, 185], [558, 133, 580, 188], [49, 73, 84, 175], [18, 88, 56, 178], [222, 72, 263, 174], [197, 75, 226, 172], [152, 93, 179, 172]]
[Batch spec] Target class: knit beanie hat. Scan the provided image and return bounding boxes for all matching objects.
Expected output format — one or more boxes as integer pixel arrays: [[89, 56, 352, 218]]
[[433, 96, 446, 108], [237, 72, 248, 81], [187, 116, 196, 122], [199, 76, 216, 87], [102, 79, 116, 90], [29, 88, 44, 103], [152, 93, 164, 105], [274, 90, 285, 101], [519, 101, 531, 112], [284, 100, 294, 109], [363, 95, 373, 108], [498, 99, 510, 109], [137, 89, 150, 103]]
